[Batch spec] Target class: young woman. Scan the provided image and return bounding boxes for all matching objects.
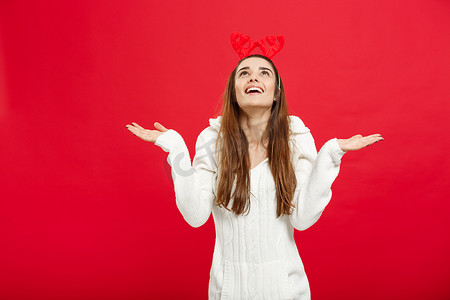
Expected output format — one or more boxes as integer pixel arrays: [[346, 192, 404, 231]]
[[126, 54, 383, 299]]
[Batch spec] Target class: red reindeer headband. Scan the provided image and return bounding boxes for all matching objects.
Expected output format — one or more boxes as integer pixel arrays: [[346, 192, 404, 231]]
[[230, 32, 285, 59]]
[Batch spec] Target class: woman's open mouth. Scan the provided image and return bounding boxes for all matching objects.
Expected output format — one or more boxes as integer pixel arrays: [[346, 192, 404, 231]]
[[245, 86, 264, 94]]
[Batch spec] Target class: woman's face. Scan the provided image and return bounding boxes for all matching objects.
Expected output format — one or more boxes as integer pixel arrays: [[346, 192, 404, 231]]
[[234, 57, 277, 111]]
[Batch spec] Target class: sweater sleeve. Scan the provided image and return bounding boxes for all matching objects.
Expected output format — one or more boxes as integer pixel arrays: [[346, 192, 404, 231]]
[[154, 128, 217, 228], [288, 130, 346, 231]]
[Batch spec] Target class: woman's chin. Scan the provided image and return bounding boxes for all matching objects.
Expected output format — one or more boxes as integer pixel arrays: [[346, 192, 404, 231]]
[[237, 98, 273, 107], [237, 103, 273, 112]]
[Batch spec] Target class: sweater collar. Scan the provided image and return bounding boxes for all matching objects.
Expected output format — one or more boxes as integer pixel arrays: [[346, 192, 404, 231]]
[[208, 115, 310, 134]]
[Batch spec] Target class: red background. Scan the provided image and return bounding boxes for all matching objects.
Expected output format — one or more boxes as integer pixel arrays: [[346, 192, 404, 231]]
[[1, 1, 449, 299]]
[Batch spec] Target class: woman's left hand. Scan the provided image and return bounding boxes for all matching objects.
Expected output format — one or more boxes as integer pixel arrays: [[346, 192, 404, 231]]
[[337, 134, 384, 152]]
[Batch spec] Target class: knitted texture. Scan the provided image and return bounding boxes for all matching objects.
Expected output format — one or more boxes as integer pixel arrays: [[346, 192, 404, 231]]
[[154, 115, 346, 300]]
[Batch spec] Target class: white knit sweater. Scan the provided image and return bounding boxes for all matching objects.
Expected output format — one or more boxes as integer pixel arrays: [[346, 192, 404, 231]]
[[155, 115, 346, 300]]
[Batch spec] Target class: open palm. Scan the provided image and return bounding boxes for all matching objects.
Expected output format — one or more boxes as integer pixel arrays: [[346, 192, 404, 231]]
[[337, 134, 384, 152], [125, 122, 169, 143]]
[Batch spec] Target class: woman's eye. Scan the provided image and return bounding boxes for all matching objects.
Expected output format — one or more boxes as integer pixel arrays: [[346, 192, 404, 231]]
[[261, 71, 270, 76], [239, 71, 248, 77]]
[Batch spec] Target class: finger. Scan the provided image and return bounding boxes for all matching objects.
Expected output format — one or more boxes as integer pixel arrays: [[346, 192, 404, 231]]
[[365, 136, 384, 146], [350, 134, 363, 139], [367, 135, 384, 142], [131, 122, 145, 130], [364, 133, 383, 139], [374, 136, 384, 143], [154, 122, 169, 132], [126, 125, 139, 135]]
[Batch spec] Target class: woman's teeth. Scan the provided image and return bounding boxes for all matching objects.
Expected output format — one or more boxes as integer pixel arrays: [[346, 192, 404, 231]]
[[245, 87, 264, 94]]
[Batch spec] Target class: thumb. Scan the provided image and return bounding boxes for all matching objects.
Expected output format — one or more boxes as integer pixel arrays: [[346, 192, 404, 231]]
[[351, 134, 363, 139], [154, 122, 169, 132]]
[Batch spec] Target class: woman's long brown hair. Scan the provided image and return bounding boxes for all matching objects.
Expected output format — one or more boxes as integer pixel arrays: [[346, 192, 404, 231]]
[[214, 54, 297, 218]]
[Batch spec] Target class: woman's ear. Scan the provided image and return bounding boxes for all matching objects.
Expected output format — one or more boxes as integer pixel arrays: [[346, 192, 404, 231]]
[[274, 89, 281, 101]]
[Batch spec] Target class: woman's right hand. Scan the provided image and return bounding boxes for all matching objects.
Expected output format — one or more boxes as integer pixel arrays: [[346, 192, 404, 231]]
[[125, 122, 169, 143]]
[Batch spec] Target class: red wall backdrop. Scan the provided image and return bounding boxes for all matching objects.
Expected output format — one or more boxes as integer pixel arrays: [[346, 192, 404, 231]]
[[1, 1, 449, 299]]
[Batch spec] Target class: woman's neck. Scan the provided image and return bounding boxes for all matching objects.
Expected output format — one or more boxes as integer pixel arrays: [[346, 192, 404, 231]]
[[239, 110, 271, 148]]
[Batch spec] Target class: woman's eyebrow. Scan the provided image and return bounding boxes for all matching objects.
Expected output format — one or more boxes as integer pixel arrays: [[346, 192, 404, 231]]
[[237, 66, 250, 73], [237, 66, 273, 74], [259, 67, 273, 74]]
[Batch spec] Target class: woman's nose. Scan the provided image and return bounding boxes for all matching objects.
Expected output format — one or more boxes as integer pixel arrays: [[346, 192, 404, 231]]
[[249, 77, 259, 83]]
